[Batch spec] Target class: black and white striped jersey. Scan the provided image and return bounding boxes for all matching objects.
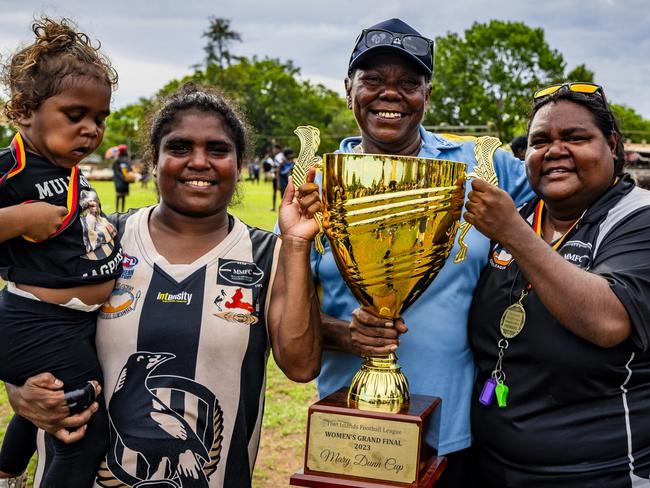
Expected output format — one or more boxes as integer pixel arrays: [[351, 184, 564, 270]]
[[91, 206, 279, 488]]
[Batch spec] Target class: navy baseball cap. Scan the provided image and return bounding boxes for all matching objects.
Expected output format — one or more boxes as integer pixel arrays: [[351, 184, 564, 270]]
[[348, 18, 434, 77]]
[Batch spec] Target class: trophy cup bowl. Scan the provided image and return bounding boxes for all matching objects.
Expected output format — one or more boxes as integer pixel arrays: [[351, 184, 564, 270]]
[[320, 153, 466, 411]]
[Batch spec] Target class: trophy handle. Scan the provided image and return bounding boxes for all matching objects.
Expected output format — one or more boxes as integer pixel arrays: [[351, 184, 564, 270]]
[[292, 125, 325, 254], [453, 136, 502, 263]]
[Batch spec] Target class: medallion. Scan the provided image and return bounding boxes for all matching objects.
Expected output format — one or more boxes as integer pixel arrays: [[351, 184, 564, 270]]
[[499, 302, 526, 338]]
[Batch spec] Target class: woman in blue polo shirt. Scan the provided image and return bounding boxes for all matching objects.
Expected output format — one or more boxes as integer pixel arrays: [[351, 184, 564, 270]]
[[310, 18, 532, 487]]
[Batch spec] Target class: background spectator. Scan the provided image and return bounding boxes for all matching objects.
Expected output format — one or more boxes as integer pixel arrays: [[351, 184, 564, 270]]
[[112, 144, 135, 212], [279, 148, 295, 195], [248, 156, 261, 183], [270, 144, 285, 211], [510, 134, 528, 160]]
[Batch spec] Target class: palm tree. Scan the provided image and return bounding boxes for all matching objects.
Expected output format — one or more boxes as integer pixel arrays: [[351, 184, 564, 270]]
[[202, 17, 242, 71]]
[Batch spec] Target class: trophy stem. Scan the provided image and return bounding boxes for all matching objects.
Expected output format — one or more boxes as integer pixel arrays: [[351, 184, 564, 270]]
[[348, 353, 410, 411]]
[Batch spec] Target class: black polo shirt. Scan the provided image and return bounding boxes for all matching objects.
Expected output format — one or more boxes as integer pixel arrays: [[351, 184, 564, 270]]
[[469, 176, 650, 486]]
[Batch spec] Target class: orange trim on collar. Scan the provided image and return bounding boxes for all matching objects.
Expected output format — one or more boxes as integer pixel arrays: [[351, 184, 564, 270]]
[[22, 166, 79, 243]]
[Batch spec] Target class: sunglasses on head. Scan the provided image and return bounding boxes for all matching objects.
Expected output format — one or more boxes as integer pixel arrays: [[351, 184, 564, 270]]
[[533, 82, 607, 103], [356, 29, 433, 57]]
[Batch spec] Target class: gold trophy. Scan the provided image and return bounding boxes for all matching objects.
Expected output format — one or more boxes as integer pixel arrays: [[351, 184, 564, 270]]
[[291, 126, 469, 487]]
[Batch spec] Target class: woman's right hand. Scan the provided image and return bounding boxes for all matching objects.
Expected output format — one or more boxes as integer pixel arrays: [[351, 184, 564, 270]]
[[20, 202, 68, 241], [463, 179, 524, 245], [5, 373, 100, 444], [296, 167, 322, 219]]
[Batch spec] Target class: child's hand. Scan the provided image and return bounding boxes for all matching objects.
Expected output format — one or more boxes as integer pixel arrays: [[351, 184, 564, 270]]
[[21, 202, 68, 241]]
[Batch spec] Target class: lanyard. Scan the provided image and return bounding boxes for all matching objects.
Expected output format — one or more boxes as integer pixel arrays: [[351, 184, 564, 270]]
[[479, 199, 583, 408], [510, 199, 583, 295], [532, 200, 581, 251], [503, 199, 583, 330]]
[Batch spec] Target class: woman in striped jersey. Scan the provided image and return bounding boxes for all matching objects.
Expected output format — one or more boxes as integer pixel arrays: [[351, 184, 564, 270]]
[[6, 82, 323, 488]]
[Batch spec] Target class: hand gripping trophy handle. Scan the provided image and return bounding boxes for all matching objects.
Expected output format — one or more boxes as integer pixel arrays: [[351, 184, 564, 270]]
[[292, 126, 325, 254], [453, 136, 502, 263]]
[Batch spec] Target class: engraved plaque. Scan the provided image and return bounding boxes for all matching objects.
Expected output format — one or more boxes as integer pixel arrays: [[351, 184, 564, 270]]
[[306, 412, 419, 483], [291, 389, 446, 487]]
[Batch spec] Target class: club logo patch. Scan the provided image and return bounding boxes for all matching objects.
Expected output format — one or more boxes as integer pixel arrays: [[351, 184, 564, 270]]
[[225, 288, 255, 312], [560, 240, 592, 268], [120, 253, 139, 279], [217, 259, 264, 287], [489, 244, 514, 269], [214, 310, 259, 325], [99, 284, 141, 319], [213, 287, 259, 325]]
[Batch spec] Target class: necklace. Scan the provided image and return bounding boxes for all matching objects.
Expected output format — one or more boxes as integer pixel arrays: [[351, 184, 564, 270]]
[[498, 201, 580, 339], [479, 199, 582, 409]]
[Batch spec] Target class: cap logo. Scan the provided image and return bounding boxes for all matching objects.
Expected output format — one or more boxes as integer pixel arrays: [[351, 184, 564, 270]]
[[392, 38, 402, 46]]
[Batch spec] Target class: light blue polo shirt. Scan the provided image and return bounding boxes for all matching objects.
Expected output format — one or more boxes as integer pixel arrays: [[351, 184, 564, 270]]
[[311, 126, 533, 455]]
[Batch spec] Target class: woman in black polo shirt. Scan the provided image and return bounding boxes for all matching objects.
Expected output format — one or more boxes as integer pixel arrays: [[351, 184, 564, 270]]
[[465, 83, 650, 486]]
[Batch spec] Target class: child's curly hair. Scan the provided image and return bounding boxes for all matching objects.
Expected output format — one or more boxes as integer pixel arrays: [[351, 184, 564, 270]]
[[1, 17, 118, 124]]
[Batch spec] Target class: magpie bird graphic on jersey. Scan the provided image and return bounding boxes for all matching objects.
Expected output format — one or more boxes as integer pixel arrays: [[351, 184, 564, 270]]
[[102, 352, 220, 487]]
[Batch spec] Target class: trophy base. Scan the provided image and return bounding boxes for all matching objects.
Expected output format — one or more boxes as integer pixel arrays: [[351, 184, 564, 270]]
[[291, 388, 446, 487]]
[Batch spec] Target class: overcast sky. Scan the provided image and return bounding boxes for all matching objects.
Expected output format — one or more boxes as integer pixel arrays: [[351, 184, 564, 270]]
[[1, 0, 649, 119]]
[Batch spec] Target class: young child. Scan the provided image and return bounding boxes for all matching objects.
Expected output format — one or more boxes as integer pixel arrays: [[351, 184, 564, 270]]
[[0, 17, 122, 487]]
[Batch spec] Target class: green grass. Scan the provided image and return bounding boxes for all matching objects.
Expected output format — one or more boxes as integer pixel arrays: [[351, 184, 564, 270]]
[[1, 178, 315, 487], [91, 180, 160, 215]]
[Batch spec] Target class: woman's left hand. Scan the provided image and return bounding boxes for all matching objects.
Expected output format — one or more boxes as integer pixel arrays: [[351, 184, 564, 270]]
[[6, 373, 100, 443], [278, 168, 321, 242], [463, 179, 526, 244]]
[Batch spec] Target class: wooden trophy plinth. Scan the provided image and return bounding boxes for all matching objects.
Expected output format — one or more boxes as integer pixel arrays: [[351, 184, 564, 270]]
[[290, 388, 446, 487]]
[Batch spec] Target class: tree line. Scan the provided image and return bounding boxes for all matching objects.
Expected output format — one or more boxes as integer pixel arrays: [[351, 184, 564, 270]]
[[1, 18, 649, 157]]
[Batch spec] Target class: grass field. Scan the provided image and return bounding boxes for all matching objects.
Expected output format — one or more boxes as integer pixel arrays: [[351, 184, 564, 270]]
[[0, 178, 316, 487]]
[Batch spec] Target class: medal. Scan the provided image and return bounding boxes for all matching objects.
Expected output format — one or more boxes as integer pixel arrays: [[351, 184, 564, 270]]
[[499, 295, 526, 339]]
